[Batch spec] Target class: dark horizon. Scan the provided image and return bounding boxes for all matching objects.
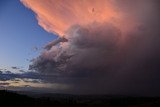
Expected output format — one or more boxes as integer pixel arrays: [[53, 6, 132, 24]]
[[1, 90, 160, 107]]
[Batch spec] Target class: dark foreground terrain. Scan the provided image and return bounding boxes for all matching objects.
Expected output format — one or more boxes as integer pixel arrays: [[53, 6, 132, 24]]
[[0, 90, 160, 107]]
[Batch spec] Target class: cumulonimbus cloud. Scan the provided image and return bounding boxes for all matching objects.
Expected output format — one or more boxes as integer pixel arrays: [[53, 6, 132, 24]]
[[21, 0, 160, 95]]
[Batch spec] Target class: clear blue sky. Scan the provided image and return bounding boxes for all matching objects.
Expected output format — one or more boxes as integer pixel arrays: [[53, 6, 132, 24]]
[[0, 0, 57, 69]]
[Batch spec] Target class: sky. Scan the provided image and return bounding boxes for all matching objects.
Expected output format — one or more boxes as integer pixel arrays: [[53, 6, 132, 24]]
[[0, 0, 160, 96], [0, 0, 59, 92], [0, 0, 56, 69]]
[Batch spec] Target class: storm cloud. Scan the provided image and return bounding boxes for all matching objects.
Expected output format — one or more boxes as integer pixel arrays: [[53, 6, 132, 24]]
[[22, 0, 160, 96]]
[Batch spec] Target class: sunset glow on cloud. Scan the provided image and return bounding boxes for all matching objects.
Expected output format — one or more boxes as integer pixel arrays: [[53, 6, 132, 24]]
[[21, 0, 133, 36]]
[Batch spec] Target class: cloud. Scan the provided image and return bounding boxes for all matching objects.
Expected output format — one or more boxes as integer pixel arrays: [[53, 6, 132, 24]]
[[30, 22, 121, 74], [44, 37, 68, 50], [21, 0, 123, 35], [0, 82, 10, 86], [0, 71, 40, 81], [21, 0, 160, 95], [29, 21, 160, 95], [11, 67, 19, 70], [19, 70, 25, 73], [0, 71, 69, 92], [5, 71, 12, 74]]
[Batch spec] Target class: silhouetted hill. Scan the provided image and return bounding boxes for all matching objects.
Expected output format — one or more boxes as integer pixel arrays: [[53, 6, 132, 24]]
[[0, 90, 160, 107]]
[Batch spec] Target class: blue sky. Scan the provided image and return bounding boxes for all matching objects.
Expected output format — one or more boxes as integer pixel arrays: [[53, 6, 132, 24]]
[[0, 0, 57, 70]]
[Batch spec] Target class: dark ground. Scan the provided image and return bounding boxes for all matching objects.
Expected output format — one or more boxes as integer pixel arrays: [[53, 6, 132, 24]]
[[0, 90, 160, 107]]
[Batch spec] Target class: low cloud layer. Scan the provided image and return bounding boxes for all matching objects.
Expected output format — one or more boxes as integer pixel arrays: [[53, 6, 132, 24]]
[[0, 71, 69, 92], [21, 0, 160, 96]]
